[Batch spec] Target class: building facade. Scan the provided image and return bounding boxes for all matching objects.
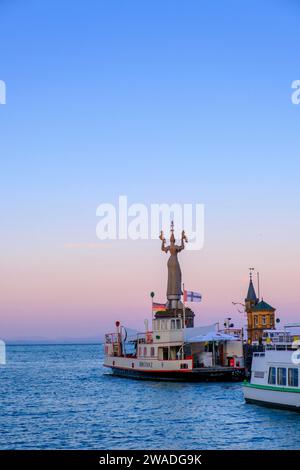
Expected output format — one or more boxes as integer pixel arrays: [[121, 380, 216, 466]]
[[245, 275, 276, 343]]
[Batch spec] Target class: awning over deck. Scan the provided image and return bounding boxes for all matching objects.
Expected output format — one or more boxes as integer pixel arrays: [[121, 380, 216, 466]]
[[184, 325, 237, 343]]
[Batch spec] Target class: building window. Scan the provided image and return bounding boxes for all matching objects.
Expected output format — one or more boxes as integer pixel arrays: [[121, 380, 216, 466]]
[[268, 367, 276, 385], [254, 316, 258, 326], [150, 347, 155, 357], [262, 315, 266, 325], [277, 368, 287, 386], [288, 368, 299, 387]]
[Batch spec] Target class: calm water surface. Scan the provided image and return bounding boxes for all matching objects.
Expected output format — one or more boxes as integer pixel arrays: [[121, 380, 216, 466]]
[[0, 344, 299, 450]]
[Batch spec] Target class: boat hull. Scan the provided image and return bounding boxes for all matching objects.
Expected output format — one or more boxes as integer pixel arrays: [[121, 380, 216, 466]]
[[105, 365, 245, 382], [243, 383, 300, 412]]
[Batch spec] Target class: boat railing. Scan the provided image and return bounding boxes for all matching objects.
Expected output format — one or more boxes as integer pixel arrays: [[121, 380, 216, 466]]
[[137, 331, 153, 344], [265, 344, 296, 351], [263, 337, 294, 344], [219, 328, 243, 340], [105, 333, 120, 344]]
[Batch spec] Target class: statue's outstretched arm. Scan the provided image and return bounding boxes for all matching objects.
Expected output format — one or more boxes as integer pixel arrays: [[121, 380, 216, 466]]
[[177, 230, 188, 252], [159, 231, 169, 253], [176, 241, 185, 252], [162, 243, 170, 253]]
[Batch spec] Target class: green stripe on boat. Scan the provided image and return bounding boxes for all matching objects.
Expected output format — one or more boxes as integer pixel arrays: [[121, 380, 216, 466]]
[[243, 382, 300, 393]]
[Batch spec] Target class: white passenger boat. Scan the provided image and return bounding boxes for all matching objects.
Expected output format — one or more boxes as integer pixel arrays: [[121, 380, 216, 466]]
[[243, 326, 300, 411], [104, 320, 245, 382]]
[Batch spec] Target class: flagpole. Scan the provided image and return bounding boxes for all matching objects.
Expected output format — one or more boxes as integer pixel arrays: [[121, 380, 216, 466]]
[[182, 283, 186, 360], [150, 292, 155, 322], [182, 283, 186, 330]]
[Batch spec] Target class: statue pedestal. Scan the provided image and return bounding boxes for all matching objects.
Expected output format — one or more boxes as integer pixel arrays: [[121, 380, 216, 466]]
[[167, 299, 183, 310], [154, 306, 195, 328]]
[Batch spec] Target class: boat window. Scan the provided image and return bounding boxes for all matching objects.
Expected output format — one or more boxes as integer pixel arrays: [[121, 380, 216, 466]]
[[144, 347, 147, 357], [268, 367, 276, 385], [176, 319, 181, 329], [171, 319, 176, 330], [150, 347, 155, 357], [288, 368, 299, 387], [277, 367, 287, 386]]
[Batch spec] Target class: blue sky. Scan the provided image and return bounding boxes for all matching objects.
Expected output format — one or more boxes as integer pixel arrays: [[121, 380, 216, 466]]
[[0, 0, 300, 338]]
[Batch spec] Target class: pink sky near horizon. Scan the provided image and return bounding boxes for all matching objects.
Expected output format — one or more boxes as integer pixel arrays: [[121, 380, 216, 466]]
[[1, 0, 300, 341], [1, 234, 299, 340]]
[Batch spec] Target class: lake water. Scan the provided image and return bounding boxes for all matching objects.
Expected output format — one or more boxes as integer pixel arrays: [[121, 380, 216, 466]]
[[0, 344, 299, 450]]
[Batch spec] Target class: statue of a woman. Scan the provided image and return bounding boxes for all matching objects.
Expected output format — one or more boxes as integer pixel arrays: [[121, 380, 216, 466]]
[[160, 222, 188, 301]]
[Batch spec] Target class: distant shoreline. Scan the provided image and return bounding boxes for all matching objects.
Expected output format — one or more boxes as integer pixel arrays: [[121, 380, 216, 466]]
[[5, 342, 103, 346]]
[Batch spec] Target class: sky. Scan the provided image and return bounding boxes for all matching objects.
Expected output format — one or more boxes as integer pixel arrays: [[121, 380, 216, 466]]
[[0, 0, 300, 340]]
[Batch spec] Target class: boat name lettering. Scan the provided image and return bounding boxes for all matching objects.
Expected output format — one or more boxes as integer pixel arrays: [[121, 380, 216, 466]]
[[139, 361, 153, 368]]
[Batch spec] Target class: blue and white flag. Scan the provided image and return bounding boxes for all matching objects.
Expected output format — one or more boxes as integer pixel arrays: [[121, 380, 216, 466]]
[[183, 290, 202, 303]]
